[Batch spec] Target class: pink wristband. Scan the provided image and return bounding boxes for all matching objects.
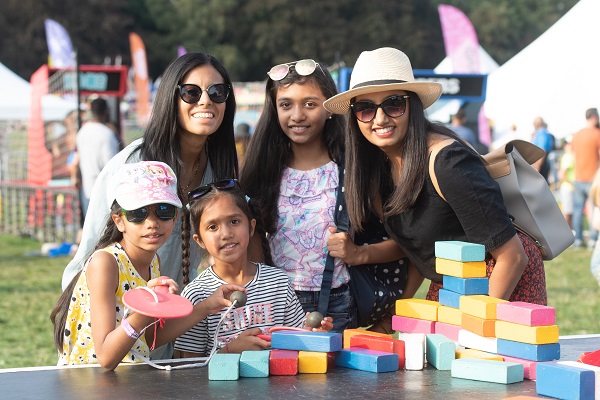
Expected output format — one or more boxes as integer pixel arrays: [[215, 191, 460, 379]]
[[121, 318, 141, 340]]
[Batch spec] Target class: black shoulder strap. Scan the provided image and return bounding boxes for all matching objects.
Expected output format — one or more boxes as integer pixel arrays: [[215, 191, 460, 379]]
[[318, 160, 348, 315]]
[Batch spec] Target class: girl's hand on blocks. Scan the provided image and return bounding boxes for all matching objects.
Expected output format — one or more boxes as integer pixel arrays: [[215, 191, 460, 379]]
[[226, 328, 271, 353], [147, 276, 179, 294], [304, 312, 334, 332], [204, 284, 247, 314], [327, 227, 361, 265]]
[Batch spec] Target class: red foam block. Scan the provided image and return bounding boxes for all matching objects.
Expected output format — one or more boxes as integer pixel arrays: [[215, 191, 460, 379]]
[[269, 349, 298, 375], [578, 349, 600, 367]]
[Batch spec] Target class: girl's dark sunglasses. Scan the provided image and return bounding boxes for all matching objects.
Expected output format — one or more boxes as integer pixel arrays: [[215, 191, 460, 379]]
[[188, 179, 239, 203], [350, 95, 409, 123], [177, 83, 230, 104], [120, 203, 178, 223]]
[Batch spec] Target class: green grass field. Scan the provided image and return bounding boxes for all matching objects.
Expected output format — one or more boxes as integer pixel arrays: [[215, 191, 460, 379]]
[[0, 233, 598, 369]]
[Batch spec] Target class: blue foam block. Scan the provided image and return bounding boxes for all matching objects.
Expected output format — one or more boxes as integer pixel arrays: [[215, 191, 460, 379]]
[[443, 276, 489, 295], [239, 350, 270, 378], [425, 334, 456, 370], [497, 338, 560, 362], [451, 358, 524, 384], [438, 288, 462, 309], [335, 348, 398, 373], [208, 353, 241, 380], [271, 331, 343, 352], [536, 363, 595, 400], [435, 241, 485, 262]]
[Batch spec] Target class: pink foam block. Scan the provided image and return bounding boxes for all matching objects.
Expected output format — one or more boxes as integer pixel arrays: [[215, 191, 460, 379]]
[[392, 315, 435, 334], [434, 322, 461, 342], [496, 301, 556, 326], [501, 355, 541, 380]]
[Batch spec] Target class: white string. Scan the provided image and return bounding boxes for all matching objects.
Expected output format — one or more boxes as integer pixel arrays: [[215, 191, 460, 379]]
[[130, 301, 238, 371]]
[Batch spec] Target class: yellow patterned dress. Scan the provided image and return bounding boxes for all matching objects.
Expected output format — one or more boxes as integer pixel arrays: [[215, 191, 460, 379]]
[[58, 242, 160, 365]]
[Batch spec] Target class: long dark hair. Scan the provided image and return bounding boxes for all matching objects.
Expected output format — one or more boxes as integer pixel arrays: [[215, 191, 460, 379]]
[[344, 91, 460, 231], [50, 201, 125, 353], [187, 185, 274, 268], [240, 62, 344, 234], [135, 52, 238, 285]]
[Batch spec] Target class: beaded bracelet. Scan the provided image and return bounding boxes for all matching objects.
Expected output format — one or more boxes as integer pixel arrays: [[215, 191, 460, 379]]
[[121, 318, 141, 340]]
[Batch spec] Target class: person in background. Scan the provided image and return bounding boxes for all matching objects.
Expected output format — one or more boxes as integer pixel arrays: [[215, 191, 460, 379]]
[[234, 122, 251, 168], [449, 108, 477, 148], [558, 137, 575, 228], [571, 108, 600, 249], [531, 116, 555, 183]]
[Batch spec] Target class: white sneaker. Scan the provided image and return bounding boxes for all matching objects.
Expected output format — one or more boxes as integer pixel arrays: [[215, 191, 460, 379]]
[[573, 239, 583, 249], [588, 240, 596, 250]]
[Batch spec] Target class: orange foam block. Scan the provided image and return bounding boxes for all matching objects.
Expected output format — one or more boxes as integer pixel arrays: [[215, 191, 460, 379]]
[[395, 298, 440, 321], [461, 313, 495, 337], [343, 329, 391, 349], [435, 258, 486, 278], [496, 301, 556, 326], [350, 334, 405, 369], [434, 322, 461, 342], [495, 320, 559, 345], [459, 295, 507, 320], [392, 315, 435, 334], [298, 351, 331, 374]]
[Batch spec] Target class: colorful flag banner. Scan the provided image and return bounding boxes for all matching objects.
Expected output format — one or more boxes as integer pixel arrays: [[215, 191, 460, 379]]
[[438, 4, 480, 73], [44, 19, 75, 68], [129, 32, 151, 127]]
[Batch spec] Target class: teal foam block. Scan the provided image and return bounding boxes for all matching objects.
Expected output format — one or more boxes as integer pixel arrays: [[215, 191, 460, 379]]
[[336, 348, 399, 373], [536, 363, 595, 400], [271, 331, 343, 352], [208, 353, 241, 381], [438, 288, 461, 309], [443, 276, 489, 295], [451, 358, 524, 384], [497, 339, 560, 362], [425, 334, 456, 370], [239, 350, 270, 378], [435, 241, 485, 262]]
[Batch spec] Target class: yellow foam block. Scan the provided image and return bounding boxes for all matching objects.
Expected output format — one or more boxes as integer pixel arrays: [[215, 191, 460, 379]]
[[495, 320, 559, 345], [343, 329, 391, 349], [298, 351, 328, 373], [395, 298, 441, 321], [437, 305, 463, 326], [455, 348, 503, 361], [459, 295, 507, 320], [461, 313, 496, 337], [436, 258, 487, 278]]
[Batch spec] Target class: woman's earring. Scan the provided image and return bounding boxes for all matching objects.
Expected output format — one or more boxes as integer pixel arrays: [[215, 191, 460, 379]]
[[327, 115, 333, 120]]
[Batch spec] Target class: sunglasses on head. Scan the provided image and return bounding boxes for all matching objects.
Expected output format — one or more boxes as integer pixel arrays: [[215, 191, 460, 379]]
[[120, 203, 178, 223], [187, 179, 239, 203], [350, 95, 410, 123], [267, 59, 323, 81], [177, 83, 230, 104]]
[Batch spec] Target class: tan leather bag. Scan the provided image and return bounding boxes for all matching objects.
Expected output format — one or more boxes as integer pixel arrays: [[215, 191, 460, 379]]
[[429, 139, 574, 260]]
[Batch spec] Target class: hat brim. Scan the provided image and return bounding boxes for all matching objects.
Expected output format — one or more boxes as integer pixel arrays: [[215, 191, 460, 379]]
[[118, 198, 183, 211], [323, 81, 443, 114]]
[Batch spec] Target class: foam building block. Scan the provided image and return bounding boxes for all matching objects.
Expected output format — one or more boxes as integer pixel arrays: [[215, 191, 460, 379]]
[[501, 355, 540, 380], [451, 358, 524, 384], [461, 313, 495, 337], [395, 298, 440, 321], [536, 362, 595, 400], [455, 348, 503, 361], [397, 332, 425, 370], [579, 349, 600, 366], [434, 322, 462, 342], [558, 361, 600, 399], [298, 351, 329, 374], [350, 334, 405, 369], [495, 320, 559, 345], [426, 334, 456, 370], [436, 258, 487, 278], [438, 288, 462, 309], [336, 348, 398, 373], [271, 331, 342, 353], [459, 295, 507, 320], [443, 276, 489, 295], [496, 301, 556, 326], [391, 315, 435, 334], [437, 305, 462, 326], [497, 338, 560, 362], [435, 241, 485, 262], [208, 353, 241, 381], [239, 350, 270, 378], [343, 329, 391, 349], [269, 349, 298, 376], [458, 329, 498, 354]]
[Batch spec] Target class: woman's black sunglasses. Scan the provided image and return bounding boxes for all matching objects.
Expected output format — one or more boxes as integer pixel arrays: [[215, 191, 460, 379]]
[[177, 83, 230, 104], [188, 179, 239, 203], [350, 95, 409, 123], [120, 203, 178, 223]]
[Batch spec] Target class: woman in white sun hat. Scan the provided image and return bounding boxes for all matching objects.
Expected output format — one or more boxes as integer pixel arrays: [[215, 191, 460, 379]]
[[324, 47, 547, 304]]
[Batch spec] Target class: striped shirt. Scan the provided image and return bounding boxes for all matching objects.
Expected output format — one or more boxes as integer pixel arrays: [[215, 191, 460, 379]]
[[174, 263, 305, 356]]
